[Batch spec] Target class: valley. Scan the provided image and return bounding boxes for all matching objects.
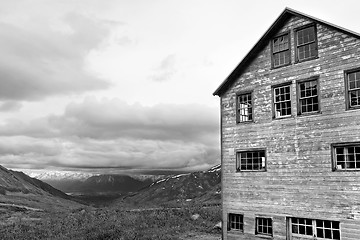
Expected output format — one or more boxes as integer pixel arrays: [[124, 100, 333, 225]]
[[0, 164, 221, 239]]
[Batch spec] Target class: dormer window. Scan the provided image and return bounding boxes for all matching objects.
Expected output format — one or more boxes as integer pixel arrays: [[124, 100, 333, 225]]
[[271, 32, 291, 68], [295, 24, 318, 62]]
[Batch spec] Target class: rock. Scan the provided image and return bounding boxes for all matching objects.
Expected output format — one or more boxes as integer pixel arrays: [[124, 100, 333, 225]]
[[213, 221, 222, 229], [191, 213, 200, 220]]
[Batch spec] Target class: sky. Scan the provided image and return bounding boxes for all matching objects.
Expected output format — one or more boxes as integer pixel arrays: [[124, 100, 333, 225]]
[[1, 0, 360, 175]]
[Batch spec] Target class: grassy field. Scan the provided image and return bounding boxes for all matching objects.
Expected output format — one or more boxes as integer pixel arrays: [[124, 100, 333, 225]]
[[0, 203, 221, 240]]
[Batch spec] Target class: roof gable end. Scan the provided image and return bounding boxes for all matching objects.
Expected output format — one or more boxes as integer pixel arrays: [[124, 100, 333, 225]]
[[213, 7, 360, 96]]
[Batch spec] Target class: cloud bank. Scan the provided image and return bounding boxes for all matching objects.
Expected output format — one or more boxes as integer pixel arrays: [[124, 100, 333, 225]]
[[1, 98, 220, 173]]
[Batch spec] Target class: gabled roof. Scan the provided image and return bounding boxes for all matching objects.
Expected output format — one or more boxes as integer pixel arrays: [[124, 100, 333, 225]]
[[213, 7, 360, 96]]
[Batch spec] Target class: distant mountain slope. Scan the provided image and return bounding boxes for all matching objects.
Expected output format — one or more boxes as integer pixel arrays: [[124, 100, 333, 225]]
[[43, 174, 154, 194], [76, 174, 153, 193], [0, 165, 70, 199], [121, 164, 221, 206]]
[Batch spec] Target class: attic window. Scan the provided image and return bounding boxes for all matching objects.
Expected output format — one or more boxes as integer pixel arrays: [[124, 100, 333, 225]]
[[295, 24, 318, 62], [272, 32, 290, 68]]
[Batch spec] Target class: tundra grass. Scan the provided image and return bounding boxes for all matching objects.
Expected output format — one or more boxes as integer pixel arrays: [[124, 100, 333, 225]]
[[0, 205, 221, 240]]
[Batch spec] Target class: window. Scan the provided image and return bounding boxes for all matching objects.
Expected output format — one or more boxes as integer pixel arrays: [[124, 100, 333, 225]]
[[295, 24, 318, 62], [272, 32, 291, 68], [236, 92, 253, 123], [332, 143, 360, 170], [345, 68, 360, 109], [228, 213, 244, 232], [273, 84, 292, 118], [256, 217, 273, 237], [291, 217, 313, 236], [316, 219, 340, 240], [297, 78, 320, 114], [236, 150, 266, 171], [289, 217, 340, 240]]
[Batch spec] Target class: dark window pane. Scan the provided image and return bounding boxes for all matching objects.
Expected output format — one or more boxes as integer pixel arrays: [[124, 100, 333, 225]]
[[325, 229, 332, 238], [306, 226, 313, 235], [333, 230, 340, 240], [299, 225, 305, 234], [324, 220, 331, 228], [317, 228, 324, 238]]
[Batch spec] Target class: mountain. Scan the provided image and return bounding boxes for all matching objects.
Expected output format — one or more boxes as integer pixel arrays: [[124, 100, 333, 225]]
[[42, 174, 154, 194], [120, 164, 221, 206], [0, 165, 69, 199], [72, 174, 153, 194], [23, 169, 165, 194], [25, 170, 94, 181]]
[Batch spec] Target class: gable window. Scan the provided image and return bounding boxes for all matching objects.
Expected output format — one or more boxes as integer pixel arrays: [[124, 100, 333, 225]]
[[236, 92, 253, 123], [228, 213, 244, 232], [273, 84, 292, 118], [272, 32, 290, 68], [345, 68, 360, 109], [295, 24, 318, 62], [289, 217, 340, 240], [255, 217, 273, 237], [236, 150, 266, 171], [297, 78, 320, 114], [332, 143, 360, 170]]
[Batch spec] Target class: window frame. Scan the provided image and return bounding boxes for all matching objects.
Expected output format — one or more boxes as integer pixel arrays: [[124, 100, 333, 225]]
[[296, 76, 321, 115], [236, 91, 254, 123], [228, 213, 244, 232], [294, 23, 318, 63], [288, 217, 341, 240], [344, 67, 360, 110], [331, 142, 360, 171], [255, 216, 273, 237], [272, 82, 293, 119], [236, 149, 267, 172], [271, 31, 291, 69]]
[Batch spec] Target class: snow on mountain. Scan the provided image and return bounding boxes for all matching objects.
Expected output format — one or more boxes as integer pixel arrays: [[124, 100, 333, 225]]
[[21, 170, 95, 181], [122, 164, 221, 206]]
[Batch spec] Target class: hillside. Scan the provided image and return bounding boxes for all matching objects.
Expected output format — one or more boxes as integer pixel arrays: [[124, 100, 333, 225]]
[[120, 164, 221, 206], [0, 165, 68, 199], [0, 165, 83, 212]]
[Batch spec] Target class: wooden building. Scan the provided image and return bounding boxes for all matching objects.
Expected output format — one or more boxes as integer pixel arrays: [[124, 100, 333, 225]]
[[213, 8, 360, 240]]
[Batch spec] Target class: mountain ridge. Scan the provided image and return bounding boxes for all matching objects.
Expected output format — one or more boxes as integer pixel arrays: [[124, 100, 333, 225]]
[[118, 164, 221, 206]]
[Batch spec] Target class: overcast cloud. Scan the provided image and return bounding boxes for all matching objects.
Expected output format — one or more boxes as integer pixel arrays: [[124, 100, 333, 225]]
[[0, 99, 220, 173], [0, 12, 111, 101]]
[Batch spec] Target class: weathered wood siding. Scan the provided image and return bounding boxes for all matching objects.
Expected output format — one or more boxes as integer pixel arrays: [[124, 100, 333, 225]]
[[221, 15, 360, 240]]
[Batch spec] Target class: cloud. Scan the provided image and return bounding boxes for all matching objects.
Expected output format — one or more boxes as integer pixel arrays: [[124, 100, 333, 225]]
[[0, 101, 22, 112], [50, 97, 219, 143], [0, 12, 112, 101], [1, 98, 220, 173], [150, 54, 177, 82]]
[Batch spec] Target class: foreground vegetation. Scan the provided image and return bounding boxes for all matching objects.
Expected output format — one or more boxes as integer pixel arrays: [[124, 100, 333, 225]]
[[0, 204, 221, 240]]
